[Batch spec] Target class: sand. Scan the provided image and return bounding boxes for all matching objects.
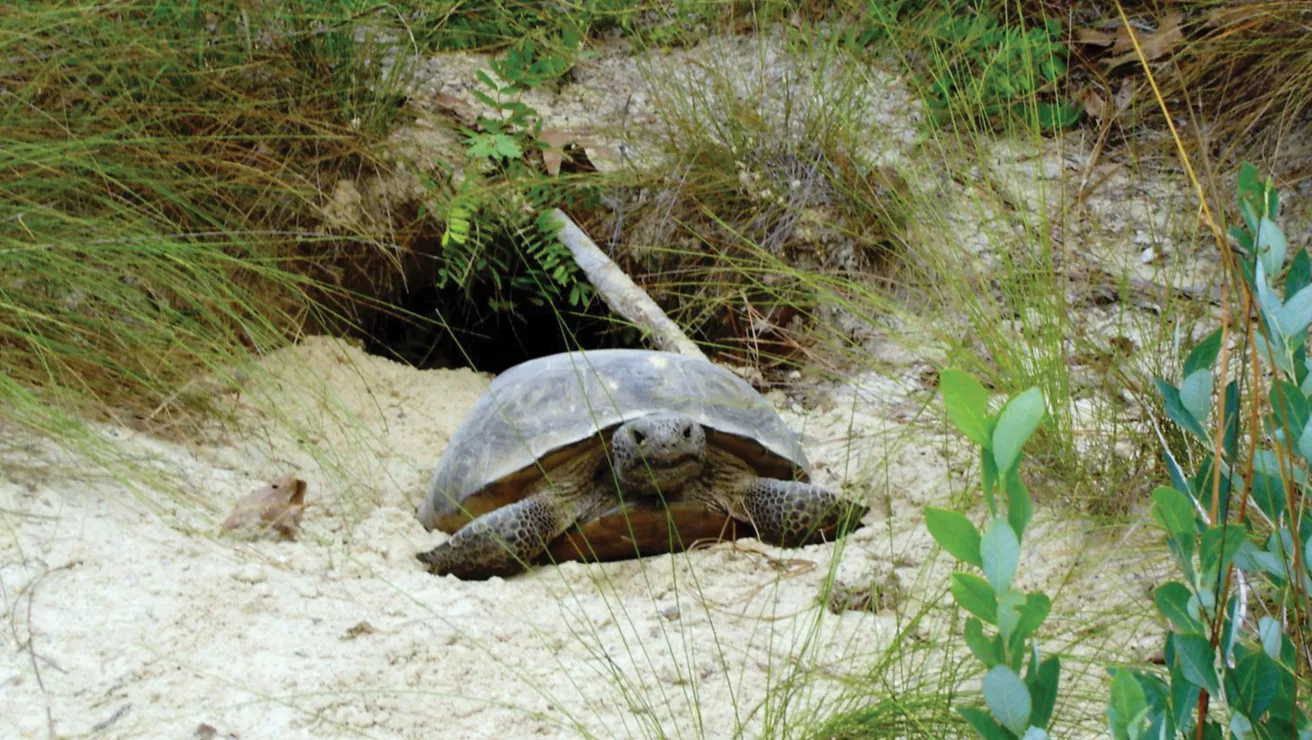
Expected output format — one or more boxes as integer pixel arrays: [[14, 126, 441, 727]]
[[3, 335, 996, 739]]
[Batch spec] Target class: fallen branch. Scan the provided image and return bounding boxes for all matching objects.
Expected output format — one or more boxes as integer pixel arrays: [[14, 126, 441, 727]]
[[546, 208, 708, 362]]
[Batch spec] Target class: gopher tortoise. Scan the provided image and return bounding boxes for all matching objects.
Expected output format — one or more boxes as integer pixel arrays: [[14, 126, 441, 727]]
[[415, 349, 867, 579]]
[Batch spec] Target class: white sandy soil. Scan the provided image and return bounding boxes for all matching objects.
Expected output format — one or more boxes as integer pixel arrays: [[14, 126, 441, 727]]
[[0, 335, 963, 739], [0, 334, 1168, 739]]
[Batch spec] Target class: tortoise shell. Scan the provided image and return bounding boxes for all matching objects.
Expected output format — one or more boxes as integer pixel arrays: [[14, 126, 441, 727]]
[[416, 349, 811, 540]]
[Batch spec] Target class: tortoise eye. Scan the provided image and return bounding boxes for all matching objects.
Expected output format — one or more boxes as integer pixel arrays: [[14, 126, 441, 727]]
[[632, 430, 646, 445], [682, 425, 693, 439]]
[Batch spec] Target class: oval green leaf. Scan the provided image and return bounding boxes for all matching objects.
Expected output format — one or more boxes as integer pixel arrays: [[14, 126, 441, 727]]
[[993, 387, 1047, 475], [1005, 468, 1034, 541], [1154, 378, 1210, 441], [1183, 329, 1223, 377], [1014, 592, 1052, 642], [984, 665, 1033, 736], [982, 518, 1020, 595], [957, 707, 1013, 740], [941, 369, 992, 446], [1232, 650, 1280, 719], [1026, 655, 1060, 730], [1279, 283, 1312, 339], [924, 507, 983, 568], [1154, 582, 1202, 633], [1257, 216, 1288, 277], [1258, 617, 1282, 660], [1179, 370, 1213, 429], [997, 589, 1025, 643], [964, 617, 1002, 667], [1108, 668, 1149, 738], [951, 572, 998, 624], [1150, 487, 1195, 541], [1173, 634, 1220, 696]]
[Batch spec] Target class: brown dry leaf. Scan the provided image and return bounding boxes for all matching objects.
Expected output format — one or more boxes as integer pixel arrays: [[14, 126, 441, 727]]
[[1073, 27, 1118, 46], [1204, 4, 1268, 29], [1114, 77, 1135, 112], [580, 141, 623, 173], [539, 128, 576, 177], [340, 621, 376, 640], [221, 475, 307, 540], [193, 723, 237, 740], [1082, 88, 1110, 121], [1105, 12, 1185, 68]]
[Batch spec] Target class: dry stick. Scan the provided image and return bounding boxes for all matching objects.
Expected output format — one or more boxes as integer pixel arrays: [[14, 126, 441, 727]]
[[545, 208, 708, 362]]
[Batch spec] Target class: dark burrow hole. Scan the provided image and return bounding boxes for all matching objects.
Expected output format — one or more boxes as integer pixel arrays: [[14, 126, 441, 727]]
[[344, 219, 818, 376], [359, 273, 639, 375]]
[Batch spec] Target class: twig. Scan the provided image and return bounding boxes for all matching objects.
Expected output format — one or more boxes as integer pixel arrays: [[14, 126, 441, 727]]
[[91, 704, 131, 734], [546, 208, 708, 362], [11, 561, 79, 739]]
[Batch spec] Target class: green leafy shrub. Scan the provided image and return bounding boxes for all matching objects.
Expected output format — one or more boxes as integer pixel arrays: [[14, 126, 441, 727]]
[[430, 71, 595, 316], [920, 4, 1079, 132], [928, 369, 1061, 737], [849, 0, 1080, 133], [489, 31, 584, 90], [1106, 163, 1312, 738]]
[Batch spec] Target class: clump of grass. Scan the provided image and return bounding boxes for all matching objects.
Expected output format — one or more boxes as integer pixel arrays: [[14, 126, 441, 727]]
[[568, 28, 912, 367], [0, 1, 408, 441], [843, 0, 1082, 135], [1066, 1, 1312, 170]]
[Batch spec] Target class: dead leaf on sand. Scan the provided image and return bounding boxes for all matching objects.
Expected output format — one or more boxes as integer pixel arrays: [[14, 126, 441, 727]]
[[1082, 88, 1110, 122], [340, 621, 377, 640], [1114, 77, 1135, 112], [1103, 13, 1186, 68], [221, 475, 307, 541], [1073, 27, 1118, 47], [539, 128, 576, 177]]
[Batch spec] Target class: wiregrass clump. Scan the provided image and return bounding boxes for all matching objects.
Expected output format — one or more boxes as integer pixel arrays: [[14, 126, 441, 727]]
[[0, 2, 407, 440]]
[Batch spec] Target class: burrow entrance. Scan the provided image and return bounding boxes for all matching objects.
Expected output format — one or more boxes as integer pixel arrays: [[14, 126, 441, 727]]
[[359, 278, 639, 374], [339, 232, 643, 375]]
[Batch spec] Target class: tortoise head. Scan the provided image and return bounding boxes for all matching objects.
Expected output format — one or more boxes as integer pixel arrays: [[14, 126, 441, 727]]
[[611, 412, 707, 495]]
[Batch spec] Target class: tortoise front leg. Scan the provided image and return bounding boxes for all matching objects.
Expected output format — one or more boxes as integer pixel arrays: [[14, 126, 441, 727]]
[[742, 479, 868, 548], [417, 494, 567, 579]]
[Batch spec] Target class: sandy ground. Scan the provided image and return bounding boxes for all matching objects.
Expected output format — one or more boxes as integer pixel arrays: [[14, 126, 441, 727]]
[[1, 335, 979, 740], [0, 333, 1169, 739]]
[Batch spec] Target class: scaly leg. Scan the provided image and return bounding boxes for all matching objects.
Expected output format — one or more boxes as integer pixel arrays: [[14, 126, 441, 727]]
[[417, 494, 566, 579], [742, 479, 868, 547]]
